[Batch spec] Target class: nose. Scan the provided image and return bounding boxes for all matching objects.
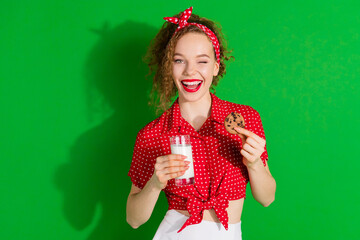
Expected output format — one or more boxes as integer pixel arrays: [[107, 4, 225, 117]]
[[184, 62, 196, 76]]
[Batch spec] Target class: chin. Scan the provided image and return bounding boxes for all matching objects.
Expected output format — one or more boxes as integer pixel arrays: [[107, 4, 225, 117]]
[[178, 89, 210, 103]]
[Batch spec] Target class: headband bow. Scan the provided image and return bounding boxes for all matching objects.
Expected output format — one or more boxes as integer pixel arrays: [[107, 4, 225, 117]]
[[163, 6, 221, 64]]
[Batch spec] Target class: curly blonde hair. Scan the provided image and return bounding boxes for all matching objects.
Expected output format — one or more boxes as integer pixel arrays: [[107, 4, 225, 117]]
[[144, 11, 234, 114]]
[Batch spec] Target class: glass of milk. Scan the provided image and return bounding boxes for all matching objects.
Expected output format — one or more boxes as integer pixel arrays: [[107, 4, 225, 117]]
[[169, 135, 195, 186]]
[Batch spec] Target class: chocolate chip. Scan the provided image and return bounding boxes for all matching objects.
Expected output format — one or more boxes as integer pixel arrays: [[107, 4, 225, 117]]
[[224, 112, 245, 135]]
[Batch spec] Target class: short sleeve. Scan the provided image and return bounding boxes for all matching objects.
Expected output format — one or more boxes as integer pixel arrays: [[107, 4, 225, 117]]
[[127, 133, 154, 189], [246, 107, 269, 166]]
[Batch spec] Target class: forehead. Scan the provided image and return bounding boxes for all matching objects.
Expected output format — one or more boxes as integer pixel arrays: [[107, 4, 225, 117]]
[[174, 32, 214, 55]]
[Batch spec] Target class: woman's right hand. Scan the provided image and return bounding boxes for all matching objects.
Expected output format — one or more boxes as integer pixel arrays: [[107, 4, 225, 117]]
[[151, 154, 190, 190]]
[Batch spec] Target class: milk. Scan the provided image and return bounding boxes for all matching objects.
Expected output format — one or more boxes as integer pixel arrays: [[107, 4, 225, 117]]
[[170, 144, 194, 180]]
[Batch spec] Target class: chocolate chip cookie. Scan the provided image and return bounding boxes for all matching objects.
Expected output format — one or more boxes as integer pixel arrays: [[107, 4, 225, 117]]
[[224, 112, 245, 134]]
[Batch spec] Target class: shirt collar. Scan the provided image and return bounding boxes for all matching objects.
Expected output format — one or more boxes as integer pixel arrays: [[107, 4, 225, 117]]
[[209, 92, 228, 125], [165, 93, 228, 135], [164, 98, 183, 135]]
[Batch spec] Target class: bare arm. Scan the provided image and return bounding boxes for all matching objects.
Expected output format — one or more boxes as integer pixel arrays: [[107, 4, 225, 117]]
[[126, 177, 162, 229], [126, 154, 189, 229], [247, 160, 276, 207], [235, 127, 276, 207]]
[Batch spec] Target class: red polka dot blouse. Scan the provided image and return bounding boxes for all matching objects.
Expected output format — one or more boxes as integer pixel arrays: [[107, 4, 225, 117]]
[[128, 93, 269, 232]]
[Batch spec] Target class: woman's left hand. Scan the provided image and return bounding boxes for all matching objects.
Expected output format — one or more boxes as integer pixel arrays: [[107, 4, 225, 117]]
[[234, 127, 266, 169]]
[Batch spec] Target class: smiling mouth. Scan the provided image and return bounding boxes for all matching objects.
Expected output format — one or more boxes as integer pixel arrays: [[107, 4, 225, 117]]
[[181, 79, 203, 92]]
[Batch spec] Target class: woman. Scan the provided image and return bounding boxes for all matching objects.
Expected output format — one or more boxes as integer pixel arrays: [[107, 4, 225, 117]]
[[126, 7, 276, 240]]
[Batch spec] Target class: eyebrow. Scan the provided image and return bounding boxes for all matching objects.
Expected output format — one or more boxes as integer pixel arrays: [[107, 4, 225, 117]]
[[174, 53, 210, 58]]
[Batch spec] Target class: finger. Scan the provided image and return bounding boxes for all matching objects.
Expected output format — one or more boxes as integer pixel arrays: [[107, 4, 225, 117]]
[[163, 158, 188, 167], [156, 168, 186, 183], [157, 154, 186, 166], [243, 143, 257, 155], [235, 127, 265, 146], [164, 164, 189, 174], [164, 156, 190, 171], [234, 127, 256, 139], [237, 133, 246, 142], [234, 131, 247, 145], [167, 154, 188, 161], [234, 127, 250, 142], [157, 160, 188, 173], [246, 137, 263, 150], [241, 144, 263, 162], [165, 168, 189, 179], [240, 149, 252, 160]]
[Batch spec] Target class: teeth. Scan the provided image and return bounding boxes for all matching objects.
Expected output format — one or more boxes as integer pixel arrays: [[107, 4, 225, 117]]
[[182, 81, 202, 85]]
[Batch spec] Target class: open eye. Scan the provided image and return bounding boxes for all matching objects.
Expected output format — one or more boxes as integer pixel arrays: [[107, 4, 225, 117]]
[[174, 59, 184, 63]]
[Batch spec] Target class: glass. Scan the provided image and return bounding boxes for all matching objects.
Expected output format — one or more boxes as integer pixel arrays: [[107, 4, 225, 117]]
[[169, 135, 195, 186]]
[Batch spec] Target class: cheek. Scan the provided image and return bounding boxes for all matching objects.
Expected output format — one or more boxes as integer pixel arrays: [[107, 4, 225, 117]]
[[172, 65, 182, 78], [199, 65, 215, 78]]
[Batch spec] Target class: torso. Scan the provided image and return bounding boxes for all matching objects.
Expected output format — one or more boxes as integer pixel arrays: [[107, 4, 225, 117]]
[[175, 198, 244, 223], [176, 96, 245, 224]]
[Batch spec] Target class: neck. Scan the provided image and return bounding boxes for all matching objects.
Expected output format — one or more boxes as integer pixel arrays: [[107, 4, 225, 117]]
[[178, 92, 212, 131]]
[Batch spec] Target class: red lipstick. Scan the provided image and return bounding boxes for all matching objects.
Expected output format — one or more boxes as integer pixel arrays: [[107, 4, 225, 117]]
[[181, 79, 203, 93]]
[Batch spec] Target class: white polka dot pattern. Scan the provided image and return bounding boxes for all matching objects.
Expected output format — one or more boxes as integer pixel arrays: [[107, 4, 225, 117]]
[[128, 93, 269, 232], [163, 6, 221, 64]]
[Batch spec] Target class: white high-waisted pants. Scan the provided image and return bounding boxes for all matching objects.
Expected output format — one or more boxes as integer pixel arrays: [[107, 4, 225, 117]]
[[153, 210, 242, 240]]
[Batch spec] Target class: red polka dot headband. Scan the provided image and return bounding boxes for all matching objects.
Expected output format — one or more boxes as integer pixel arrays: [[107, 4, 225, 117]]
[[163, 6, 221, 64]]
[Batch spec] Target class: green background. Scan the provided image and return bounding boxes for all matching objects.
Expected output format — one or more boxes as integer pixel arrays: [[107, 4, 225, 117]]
[[1, 0, 359, 239]]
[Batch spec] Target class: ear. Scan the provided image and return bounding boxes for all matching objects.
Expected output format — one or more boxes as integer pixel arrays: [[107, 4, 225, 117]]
[[213, 62, 220, 76]]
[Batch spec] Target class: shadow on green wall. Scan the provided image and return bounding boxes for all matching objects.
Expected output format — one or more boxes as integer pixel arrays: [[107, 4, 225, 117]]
[[54, 21, 168, 240]]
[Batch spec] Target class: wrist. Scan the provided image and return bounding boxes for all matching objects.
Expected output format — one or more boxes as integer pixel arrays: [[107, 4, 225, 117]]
[[148, 175, 164, 192], [246, 157, 263, 171]]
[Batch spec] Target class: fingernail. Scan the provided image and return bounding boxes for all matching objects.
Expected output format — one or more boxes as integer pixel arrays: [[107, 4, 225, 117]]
[[185, 161, 191, 165], [181, 155, 187, 159]]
